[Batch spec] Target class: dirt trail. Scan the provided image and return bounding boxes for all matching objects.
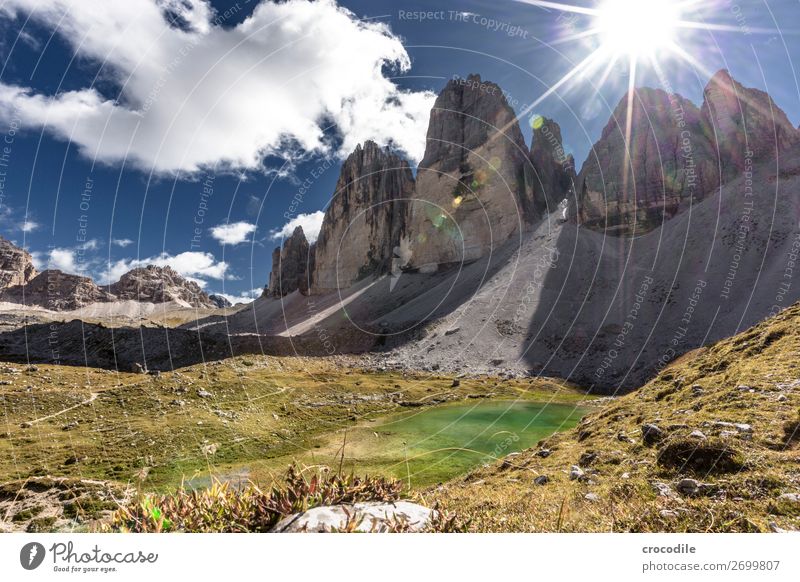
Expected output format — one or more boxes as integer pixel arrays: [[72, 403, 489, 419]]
[[26, 392, 99, 425]]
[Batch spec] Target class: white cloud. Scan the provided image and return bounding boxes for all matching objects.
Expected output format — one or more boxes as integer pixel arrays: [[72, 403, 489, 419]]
[[270, 210, 324, 244], [38, 247, 86, 275], [210, 221, 256, 245], [0, 0, 434, 174], [112, 238, 134, 247], [21, 220, 39, 232], [98, 251, 228, 284]]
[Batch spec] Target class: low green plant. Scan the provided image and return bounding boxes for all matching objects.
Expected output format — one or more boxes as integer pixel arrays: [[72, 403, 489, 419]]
[[108, 465, 408, 533]]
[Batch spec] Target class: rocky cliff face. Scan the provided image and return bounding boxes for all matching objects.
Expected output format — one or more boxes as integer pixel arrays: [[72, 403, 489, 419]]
[[311, 141, 415, 291], [266, 226, 311, 297], [109, 265, 215, 308], [0, 236, 37, 290], [407, 74, 536, 270], [573, 71, 800, 234], [2, 269, 114, 310], [528, 117, 577, 214], [702, 69, 800, 179], [574, 87, 719, 233]]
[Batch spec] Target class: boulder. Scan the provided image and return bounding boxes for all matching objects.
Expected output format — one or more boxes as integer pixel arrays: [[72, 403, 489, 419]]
[[270, 501, 433, 533], [652, 481, 677, 498], [641, 423, 665, 445], [569, 465, 585, 480]]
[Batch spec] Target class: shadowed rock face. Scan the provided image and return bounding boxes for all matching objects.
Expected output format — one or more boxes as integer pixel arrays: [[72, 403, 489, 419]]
[[311, 141, 414, 291], [701, 69, 800, 178], [109, 265, 215, 308], [529, 117, 577, 215], [0, 236, 37, 290], [3, 270, 114, 310], [574, 87, 719, 234], [573, 70, 800, 235], [407, 74, 536, 270], [266, 226, 311, 297]]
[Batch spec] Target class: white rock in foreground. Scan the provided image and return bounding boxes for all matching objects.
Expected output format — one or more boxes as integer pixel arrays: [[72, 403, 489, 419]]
[[270, 501, 433, 533]]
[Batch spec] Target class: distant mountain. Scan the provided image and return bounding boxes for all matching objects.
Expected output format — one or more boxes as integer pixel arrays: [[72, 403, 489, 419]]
[[108, 265, 215, 309], [2, 270, 114, 311], [208, 294, 233, 309], [0, 242, 216, 311]]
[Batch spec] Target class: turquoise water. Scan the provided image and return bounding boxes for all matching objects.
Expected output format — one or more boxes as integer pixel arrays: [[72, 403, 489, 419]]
[[328, 400, 587, 486]]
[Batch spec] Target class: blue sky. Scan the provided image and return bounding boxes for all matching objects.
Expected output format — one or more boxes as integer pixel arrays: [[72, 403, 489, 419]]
[[0, 0, 798, 302]]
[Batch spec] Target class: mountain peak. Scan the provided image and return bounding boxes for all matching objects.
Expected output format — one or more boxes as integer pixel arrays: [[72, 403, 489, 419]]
[[109, 265, 215, 308], [701, 68, 800, 175], [266, 226, 311, 297]]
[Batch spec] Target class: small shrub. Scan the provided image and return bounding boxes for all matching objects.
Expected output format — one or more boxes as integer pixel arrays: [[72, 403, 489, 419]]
[[109, 465, 406, 533]]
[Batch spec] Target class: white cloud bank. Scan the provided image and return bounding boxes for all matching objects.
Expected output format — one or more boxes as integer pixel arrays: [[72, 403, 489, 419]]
[[112, 238, 134, 248], [21, 220, 39, 232], [270, 211, 324, 243], [0, 0, 434, 174], [210, 221, 256, 245]]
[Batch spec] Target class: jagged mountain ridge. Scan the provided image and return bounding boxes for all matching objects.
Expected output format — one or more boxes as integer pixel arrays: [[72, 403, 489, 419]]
[[0, 247, 216, 310], [574, 69, 800, 234], [265, 69, 795, 294]]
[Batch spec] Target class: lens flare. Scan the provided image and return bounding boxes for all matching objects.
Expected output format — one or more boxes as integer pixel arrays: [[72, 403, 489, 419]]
[[595, 0, 680, 57]]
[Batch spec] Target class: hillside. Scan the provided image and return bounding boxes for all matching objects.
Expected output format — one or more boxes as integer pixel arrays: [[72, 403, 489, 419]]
[[432, 301, 800, 532]]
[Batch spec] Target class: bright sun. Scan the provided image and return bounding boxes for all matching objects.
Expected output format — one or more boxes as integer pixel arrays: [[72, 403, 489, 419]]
[[515, 0, 762, 136], [595, 0, 680, 57]]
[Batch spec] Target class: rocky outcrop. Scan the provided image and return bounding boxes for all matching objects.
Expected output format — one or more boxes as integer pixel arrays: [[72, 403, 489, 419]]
[[407, 74, 536, 270], [311, 141, 415, 291], [266, 226, 311, 297], [109, 265, 215, 308], [573, 71, 800, 234], [528, 117, 577, 214], [0, 236, 37, 290], [208, 294, 232, 308], [2, 270, 114, 310]]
